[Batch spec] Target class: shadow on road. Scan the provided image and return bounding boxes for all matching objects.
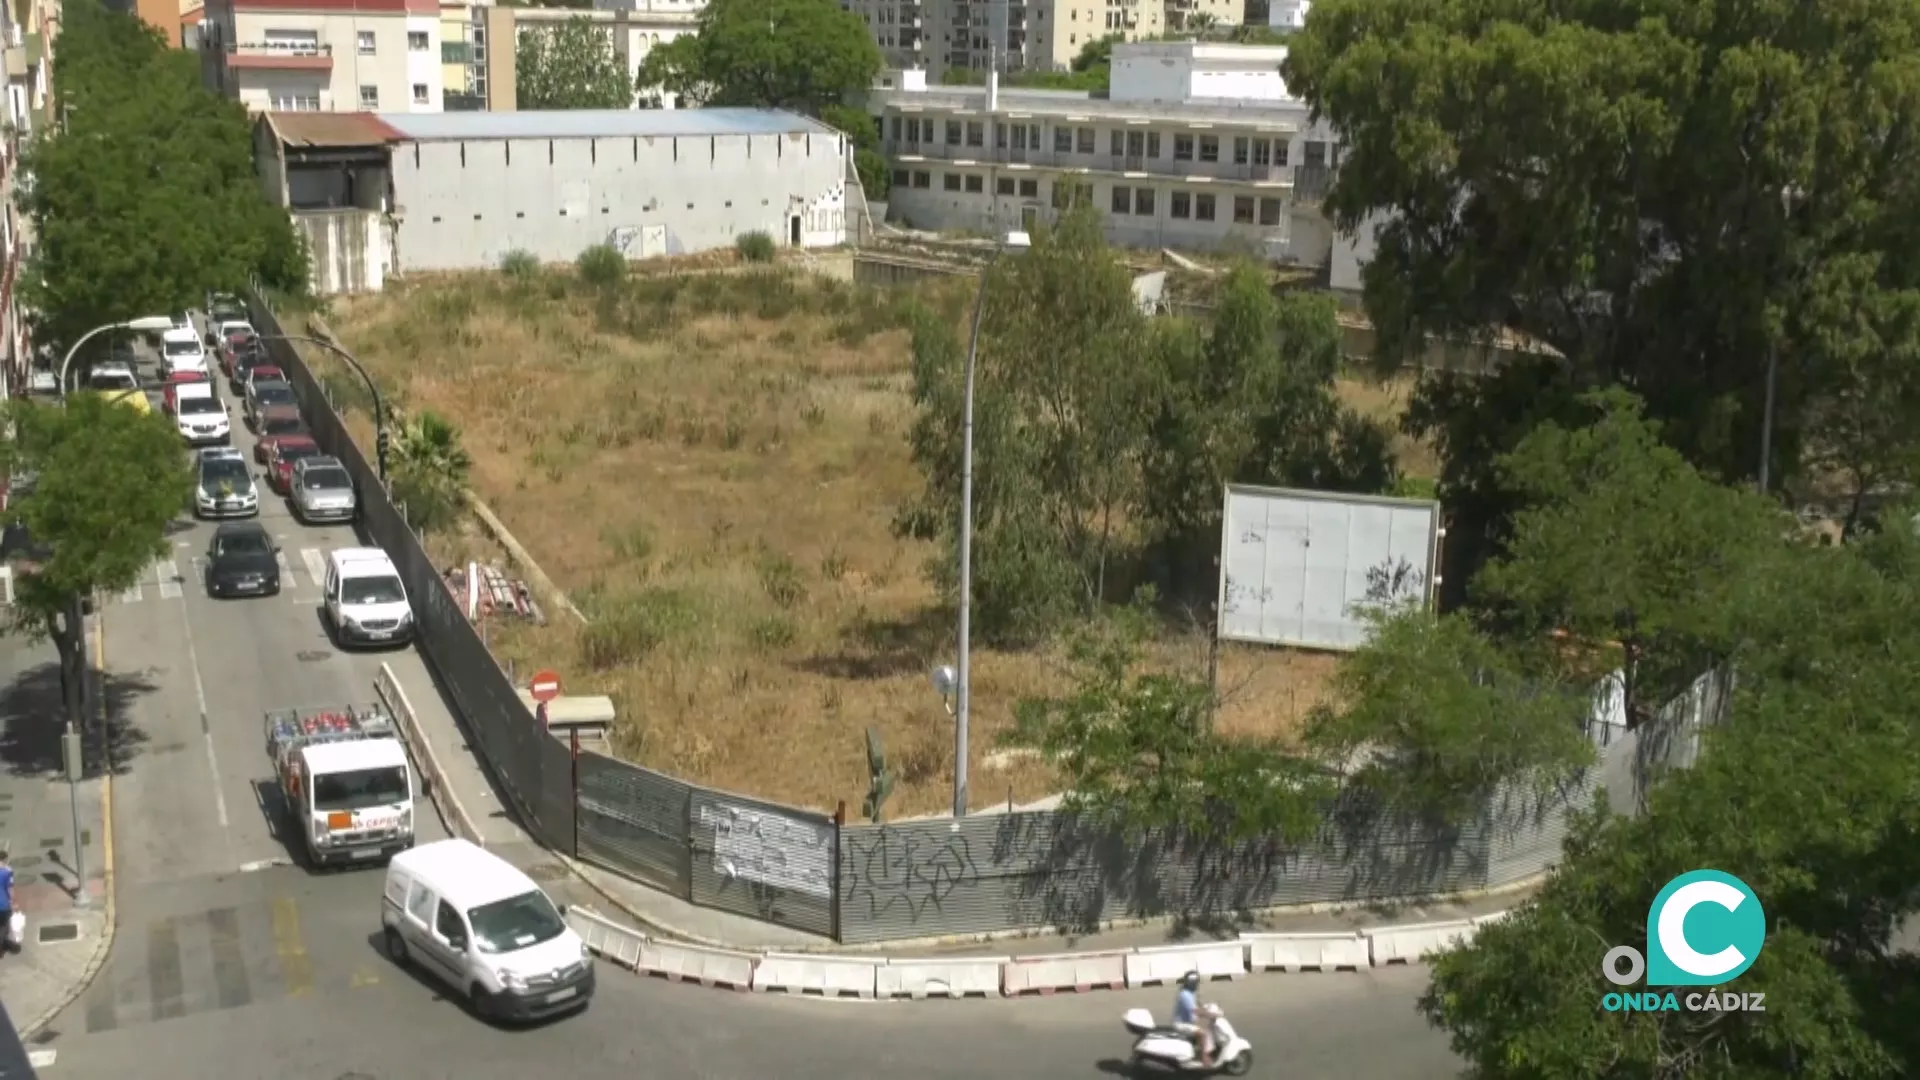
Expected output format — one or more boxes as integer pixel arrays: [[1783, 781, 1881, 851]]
[[361, 930, 582, 1029], [0, 658, 154, 778]]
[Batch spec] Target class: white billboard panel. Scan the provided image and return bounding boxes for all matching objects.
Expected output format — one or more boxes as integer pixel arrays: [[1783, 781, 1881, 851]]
[[1216, 484, 1441, 651]]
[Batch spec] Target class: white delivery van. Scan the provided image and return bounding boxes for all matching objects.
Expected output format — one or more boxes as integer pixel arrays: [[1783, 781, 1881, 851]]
[[160, 326, 209, 374], [322, 548, 413, 648], [381, 839, 595, 1022]]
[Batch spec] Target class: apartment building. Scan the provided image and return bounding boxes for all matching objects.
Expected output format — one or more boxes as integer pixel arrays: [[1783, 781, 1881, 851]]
[[1267, 0, 1307, 29], [875, 42, 1341, 263], [846, 0, 1244, 82], [200, 0, 447, 114], [439, 1, 477, 108], [470, 3, 697, 111], [0, 0, 53, 396]]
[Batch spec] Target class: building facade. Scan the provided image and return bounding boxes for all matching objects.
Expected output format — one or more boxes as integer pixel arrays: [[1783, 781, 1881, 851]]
[[200, 0, 446, 114], [471, 3, 696, 112], [874, 43, 1341, 263], [0, 0, 53, 396], [438, 0, 477, 108], [1267, 0, 1308, 29], [844, 0, 1247, 82]]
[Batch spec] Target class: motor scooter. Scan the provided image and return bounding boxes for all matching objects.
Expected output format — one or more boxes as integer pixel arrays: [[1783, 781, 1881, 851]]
[[1123, 1007, 1253, 1074]]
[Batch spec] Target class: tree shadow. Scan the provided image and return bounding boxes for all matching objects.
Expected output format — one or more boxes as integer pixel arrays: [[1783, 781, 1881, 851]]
[[794, 605, 953, 681], [0, 660, 155, 778]]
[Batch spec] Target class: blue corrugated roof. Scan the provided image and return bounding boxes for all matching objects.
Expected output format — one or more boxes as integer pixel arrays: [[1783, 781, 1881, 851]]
[[375, 108, 838, 141]]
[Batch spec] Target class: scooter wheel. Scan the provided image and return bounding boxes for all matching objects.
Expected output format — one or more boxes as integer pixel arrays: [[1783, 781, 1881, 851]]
[[1224, 1051, 1253, 1077]]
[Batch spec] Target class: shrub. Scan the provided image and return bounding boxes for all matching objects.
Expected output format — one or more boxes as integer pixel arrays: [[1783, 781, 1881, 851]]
[[736, 230, 777, 263], [500, 249, 540, 280], [579, 588, 699, 670], [756, 552, 806, 608], [576, 244, 628, 287]]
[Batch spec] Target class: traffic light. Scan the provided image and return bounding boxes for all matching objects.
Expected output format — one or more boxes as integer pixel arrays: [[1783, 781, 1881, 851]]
[[376, 427, 392, 477]]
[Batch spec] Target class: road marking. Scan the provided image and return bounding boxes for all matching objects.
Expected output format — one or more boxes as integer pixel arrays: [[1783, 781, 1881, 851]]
[[301, 548, 327, 589], [238, 857, 291, 873], [118, 576, 142, 604], [271, 896, 314, 998], [157, 559, 182, 600], [275, 551, 292, 575], [26, 1050, 53, 1067], [172, 588, 230, 831], [349, 968, 381, 989]]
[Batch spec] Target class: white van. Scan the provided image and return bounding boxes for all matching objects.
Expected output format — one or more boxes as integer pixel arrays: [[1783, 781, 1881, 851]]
[[322, 548, 413, 648], [160, 326, 209, 374], [381, 839, 595, 1022]]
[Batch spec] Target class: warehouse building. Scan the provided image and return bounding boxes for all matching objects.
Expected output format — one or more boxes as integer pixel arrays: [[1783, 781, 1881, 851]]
[[254, 107, 857, 292]]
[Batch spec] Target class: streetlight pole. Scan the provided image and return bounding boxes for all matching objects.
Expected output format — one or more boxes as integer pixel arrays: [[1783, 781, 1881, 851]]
[[57, 316, 175, 400], [259, 334, 391, 482], [1759, 186, 1804, 496], [951, 230, 1030, 819]]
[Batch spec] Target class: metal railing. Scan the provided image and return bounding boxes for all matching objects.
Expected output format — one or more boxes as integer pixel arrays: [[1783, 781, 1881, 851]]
[[230, 40, 331, 56]]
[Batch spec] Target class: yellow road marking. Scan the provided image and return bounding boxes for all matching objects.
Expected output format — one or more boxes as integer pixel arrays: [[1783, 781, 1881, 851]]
[[271, 897, 313, 997], [349, 969, 381, 989]]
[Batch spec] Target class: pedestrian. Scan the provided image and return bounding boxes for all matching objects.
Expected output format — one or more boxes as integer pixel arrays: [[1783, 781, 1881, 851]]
[[0, 849, 16, 954]]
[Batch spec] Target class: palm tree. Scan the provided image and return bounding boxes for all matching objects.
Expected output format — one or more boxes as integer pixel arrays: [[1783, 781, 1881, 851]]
[[394, 410, 472, 486]]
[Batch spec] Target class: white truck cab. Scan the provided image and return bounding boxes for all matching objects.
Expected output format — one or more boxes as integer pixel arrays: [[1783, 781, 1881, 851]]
[[266, 705, 415, 868], [323, 548, 414, 648], [381, 839, 595, 1023]]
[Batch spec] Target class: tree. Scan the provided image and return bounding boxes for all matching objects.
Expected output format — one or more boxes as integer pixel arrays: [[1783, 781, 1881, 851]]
[[820, 103, 888, 200], [25, 0, 306, 359], [2, 396, 195, 730], [390, 410, 472, 534], [634, 0, 880, 114], [515, 18, 634, 110]]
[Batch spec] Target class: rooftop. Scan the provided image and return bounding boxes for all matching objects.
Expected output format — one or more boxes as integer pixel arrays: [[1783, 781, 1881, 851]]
[[263, 111, 405, 148], [375, 108, 840, 142], [870, 84, 1309, 128], [394, 839, 535, 905]]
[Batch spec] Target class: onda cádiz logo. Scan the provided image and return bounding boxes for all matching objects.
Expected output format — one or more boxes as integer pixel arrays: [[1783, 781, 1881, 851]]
[[1601, 869, 1768, 1014]]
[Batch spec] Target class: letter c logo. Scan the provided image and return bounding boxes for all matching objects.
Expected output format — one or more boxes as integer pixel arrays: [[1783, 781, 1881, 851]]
[[1646, 870, 1766, 987]]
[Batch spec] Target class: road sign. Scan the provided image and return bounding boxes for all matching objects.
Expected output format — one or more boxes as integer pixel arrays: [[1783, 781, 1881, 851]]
[[529, 670, 564, 703]]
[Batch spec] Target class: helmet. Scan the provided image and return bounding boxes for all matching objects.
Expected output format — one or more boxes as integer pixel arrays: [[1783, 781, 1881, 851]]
[[1181, 970, 1200, 989]]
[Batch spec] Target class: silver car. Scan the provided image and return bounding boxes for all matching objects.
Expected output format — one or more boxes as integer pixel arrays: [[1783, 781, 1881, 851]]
[[291, 455, 356, 524]]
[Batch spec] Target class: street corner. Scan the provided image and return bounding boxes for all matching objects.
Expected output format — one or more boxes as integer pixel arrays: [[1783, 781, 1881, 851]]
[[4, 904, 110, 1038]]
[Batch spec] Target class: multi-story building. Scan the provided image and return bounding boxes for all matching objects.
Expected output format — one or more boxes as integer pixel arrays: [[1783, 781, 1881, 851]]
[[1267, 0, 1307, 29], [470, 3, 697, 111], [199, 0, 447, 114], [846, 0, 1246, 82], [874, 42, 1342, 264], [439, 0, 478, 108], [0, 0, 54, 396]]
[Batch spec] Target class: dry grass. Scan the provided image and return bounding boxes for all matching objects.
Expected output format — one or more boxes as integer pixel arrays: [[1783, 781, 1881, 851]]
[[316, 266, 1400, 815]]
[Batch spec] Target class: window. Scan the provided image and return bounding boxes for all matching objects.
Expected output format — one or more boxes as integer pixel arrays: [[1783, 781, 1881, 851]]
[[1233, 137, 1249, 165], [946, 120, 962, 145], [358, 85, 379, 109], [905, 118, 922, 144], [1253, 139, 1272, 167], [1258, 197, 1283, 226], [357, 30, 376, 54], [943, 172, 961, 191], [1134, 188, 1155, 216], [1051, 179, 1091, 209], [1054, 127, 1072, 153], [407, 30, 429, 50], [912, 170, 931, 188], [1195, 194, 1216, 221], [1170, 191, 1191, 219], [1275, 140, 1290, 166], [435, 900, 465, 943], [406, 883, 434, 924], [269, 91, 320, 111], [967, 121, 984, 147], [964, 174, 983, 193], [1146, 132, 1161, 158], [1174, 134, 1194, 161], [1018, 178, 1037, 197], [412, 83, 429, 104], [890, 116, 902, 141], [1109, 130, 1123, 156], [997, 176, 1015, 195], [894, 169, 912, 187], [1110, 185, 1130, 213], [1199, 135, 1219, 163], [1076, 127, 1094, 154], [1233, 196, 1255, 224]]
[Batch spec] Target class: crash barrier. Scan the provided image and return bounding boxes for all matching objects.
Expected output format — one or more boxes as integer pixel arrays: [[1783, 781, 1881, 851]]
[[567, 906, 646, 971], [1361, 919, 1479, 966], [633, 938, 759, 991], [1000, 950, 1131, 996], [875, 956, 1007, 1000], [1125, 942, 1249, 988], [751, 952, 879, 998], [375, 662, 484, 845], [1240, 931, 1370, 972]]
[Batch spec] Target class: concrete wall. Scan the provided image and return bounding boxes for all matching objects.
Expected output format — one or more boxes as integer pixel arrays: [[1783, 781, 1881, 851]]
[[296, 209, 391, 295], [388, 131, 849, 272]]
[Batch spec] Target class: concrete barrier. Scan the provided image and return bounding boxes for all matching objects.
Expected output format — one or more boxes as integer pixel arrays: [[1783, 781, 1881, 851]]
[[376, 662, 482, 845], [752, 953, 878, 998], [1362, 919, 1478, 966], [566, 907, 646, 971], [1125, 942, 1248, 988], [634, 938, 759, 992], [1473, 910, 1513, 928], [876, 957, 1007, 1000], [1240, 931, 1370, 972], [1000, 950, 1131, 996]]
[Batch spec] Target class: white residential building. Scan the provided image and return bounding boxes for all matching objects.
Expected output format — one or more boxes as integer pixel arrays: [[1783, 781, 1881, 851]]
[[471, 4, 699, 111], [200, 0, 447, 114], [874, 42, 1345, 265], [844, 0, 1242, 82], [1268, 0, 1308, 29]]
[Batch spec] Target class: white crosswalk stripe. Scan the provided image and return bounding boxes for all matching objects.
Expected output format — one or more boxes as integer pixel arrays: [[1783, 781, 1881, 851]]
[[113, 548, 334, 604], [301, 548, 327, 589]]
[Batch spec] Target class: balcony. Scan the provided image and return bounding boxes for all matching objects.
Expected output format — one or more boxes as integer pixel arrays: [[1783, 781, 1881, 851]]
[[441, 40, 472, 63], [227, 41, 333, 71]]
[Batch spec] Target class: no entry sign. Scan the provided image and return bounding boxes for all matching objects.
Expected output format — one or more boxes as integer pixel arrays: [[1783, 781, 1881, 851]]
[[529, 670, 564, 703]]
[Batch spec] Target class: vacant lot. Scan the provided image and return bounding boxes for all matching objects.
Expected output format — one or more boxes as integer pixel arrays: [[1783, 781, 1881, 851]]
[[316, 260, 1415, 816]]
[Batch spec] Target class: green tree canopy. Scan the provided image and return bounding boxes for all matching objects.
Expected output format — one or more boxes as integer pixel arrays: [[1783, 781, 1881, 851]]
[[516, 18, 635, 109], [634, 0, 881, 113]]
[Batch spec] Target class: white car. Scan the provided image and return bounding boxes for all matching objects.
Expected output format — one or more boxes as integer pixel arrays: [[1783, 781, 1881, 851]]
[[161, 327, 209, 375], [216, 319, 255, 343], [175, 395, 230, 445], [195, 452, 258, 519], [198, 445, 245, 465]]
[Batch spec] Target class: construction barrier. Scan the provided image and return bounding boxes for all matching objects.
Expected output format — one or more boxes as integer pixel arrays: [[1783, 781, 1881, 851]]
[[1000, 950, 1131, 996], [752, 953, 879, 998], [1362, 919, 1478, 966], [1240, 931, 1370, 972], [875, 957, 1007, 1000], [1125, 942, 1249, 988], [567, 907, 646, 971], [635, 938, 759, 992]]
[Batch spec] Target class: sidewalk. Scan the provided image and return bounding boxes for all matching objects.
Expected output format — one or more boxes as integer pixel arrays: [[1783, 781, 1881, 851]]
[[0, 638, 112, 1037], [387, 653, 1540, 961]]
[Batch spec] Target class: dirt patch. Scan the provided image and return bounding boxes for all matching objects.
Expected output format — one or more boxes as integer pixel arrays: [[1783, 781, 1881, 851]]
[[313, 267, 1373, 815]]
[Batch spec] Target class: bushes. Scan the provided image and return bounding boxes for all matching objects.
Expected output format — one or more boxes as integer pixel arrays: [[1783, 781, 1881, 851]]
[[500, 249, 540, 280], [735, 231, 777, 263], [577, 244, 628, 287]]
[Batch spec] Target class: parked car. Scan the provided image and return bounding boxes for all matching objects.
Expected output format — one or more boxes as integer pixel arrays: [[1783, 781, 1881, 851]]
[[162, 370, 212, 414], [244, 365, 285, 399], [231, 347, 272, 392], [174, 395, 230, 446], [161, 327, 209, 375], [266, 436, 322, 494], [203, 520, 280, 598], [194, 451, 258, 520], [85, 364, 150, 415], [245, 381, 298, 429], [291, 455, 357, 525], [253, 406, 309, 462]]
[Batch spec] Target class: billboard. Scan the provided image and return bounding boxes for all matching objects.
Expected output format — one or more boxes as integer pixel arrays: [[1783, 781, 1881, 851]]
[[1216, 483, 1442, 651]]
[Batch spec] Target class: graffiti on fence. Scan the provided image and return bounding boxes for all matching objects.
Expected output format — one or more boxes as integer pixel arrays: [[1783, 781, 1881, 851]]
[[696, 802, 834, 898], [1363, 555, 1426, 604], [842, 825, 986, 922]]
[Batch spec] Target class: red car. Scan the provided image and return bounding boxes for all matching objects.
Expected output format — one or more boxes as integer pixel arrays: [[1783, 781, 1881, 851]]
[[267, 437, 322, 494], [219, 332, 257, 378], [254, 406, 309, 463], [161, 370, 211, 414]]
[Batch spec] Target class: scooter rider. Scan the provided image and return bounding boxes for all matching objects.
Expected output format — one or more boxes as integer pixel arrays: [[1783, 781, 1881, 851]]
[[1172, 971, 1214, 1067]]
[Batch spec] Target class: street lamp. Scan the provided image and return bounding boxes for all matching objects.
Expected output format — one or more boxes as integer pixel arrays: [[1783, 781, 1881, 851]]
[[939, 229, 1030, 819], [57, 316, 175, 399], [257, 334, 392, 482]]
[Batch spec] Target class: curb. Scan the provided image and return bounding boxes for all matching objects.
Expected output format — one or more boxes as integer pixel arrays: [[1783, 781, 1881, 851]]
[[375, 663, 483, 847], [22, 610, 119, 1039]]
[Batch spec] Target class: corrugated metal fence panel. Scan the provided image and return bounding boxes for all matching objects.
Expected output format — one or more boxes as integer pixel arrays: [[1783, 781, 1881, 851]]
[[1483, 773, 1592, 887], [686, 789, 836, 938], [577, 751, 692, 898]]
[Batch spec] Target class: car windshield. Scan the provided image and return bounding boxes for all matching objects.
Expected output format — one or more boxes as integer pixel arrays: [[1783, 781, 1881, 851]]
[[201, 460, 250, 486], [280, 445, 320, 464], [178, 397, 221, 415], [88, 372, 136, 390], [262, 416, 304, 436], [303, 467, 351, 491], [466, 891, 566, 955], [255, 386, 296, 407], [252, 369, 283, 383], [341, 575, 404, 606], [163, 339, 199, 356], [311, 766, 408, 812], [213, 531, 271, 558]]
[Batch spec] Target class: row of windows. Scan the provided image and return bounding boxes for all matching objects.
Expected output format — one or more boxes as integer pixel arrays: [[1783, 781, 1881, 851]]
[[259, 28, 433, 55], [356, 84, 433, 108], [891, 115, 1326, 166], [891, 170, 1288, 226]]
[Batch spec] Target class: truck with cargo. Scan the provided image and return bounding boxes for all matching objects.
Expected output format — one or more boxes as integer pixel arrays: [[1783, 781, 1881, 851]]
[[266, 704, 416, 868]]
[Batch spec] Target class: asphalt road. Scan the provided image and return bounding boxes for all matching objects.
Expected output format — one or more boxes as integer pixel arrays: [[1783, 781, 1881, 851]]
[[35, 369, 1461, 1078]]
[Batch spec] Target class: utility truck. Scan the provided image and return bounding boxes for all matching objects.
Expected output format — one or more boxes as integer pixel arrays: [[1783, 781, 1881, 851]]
[[266, 704, 415, 868]]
